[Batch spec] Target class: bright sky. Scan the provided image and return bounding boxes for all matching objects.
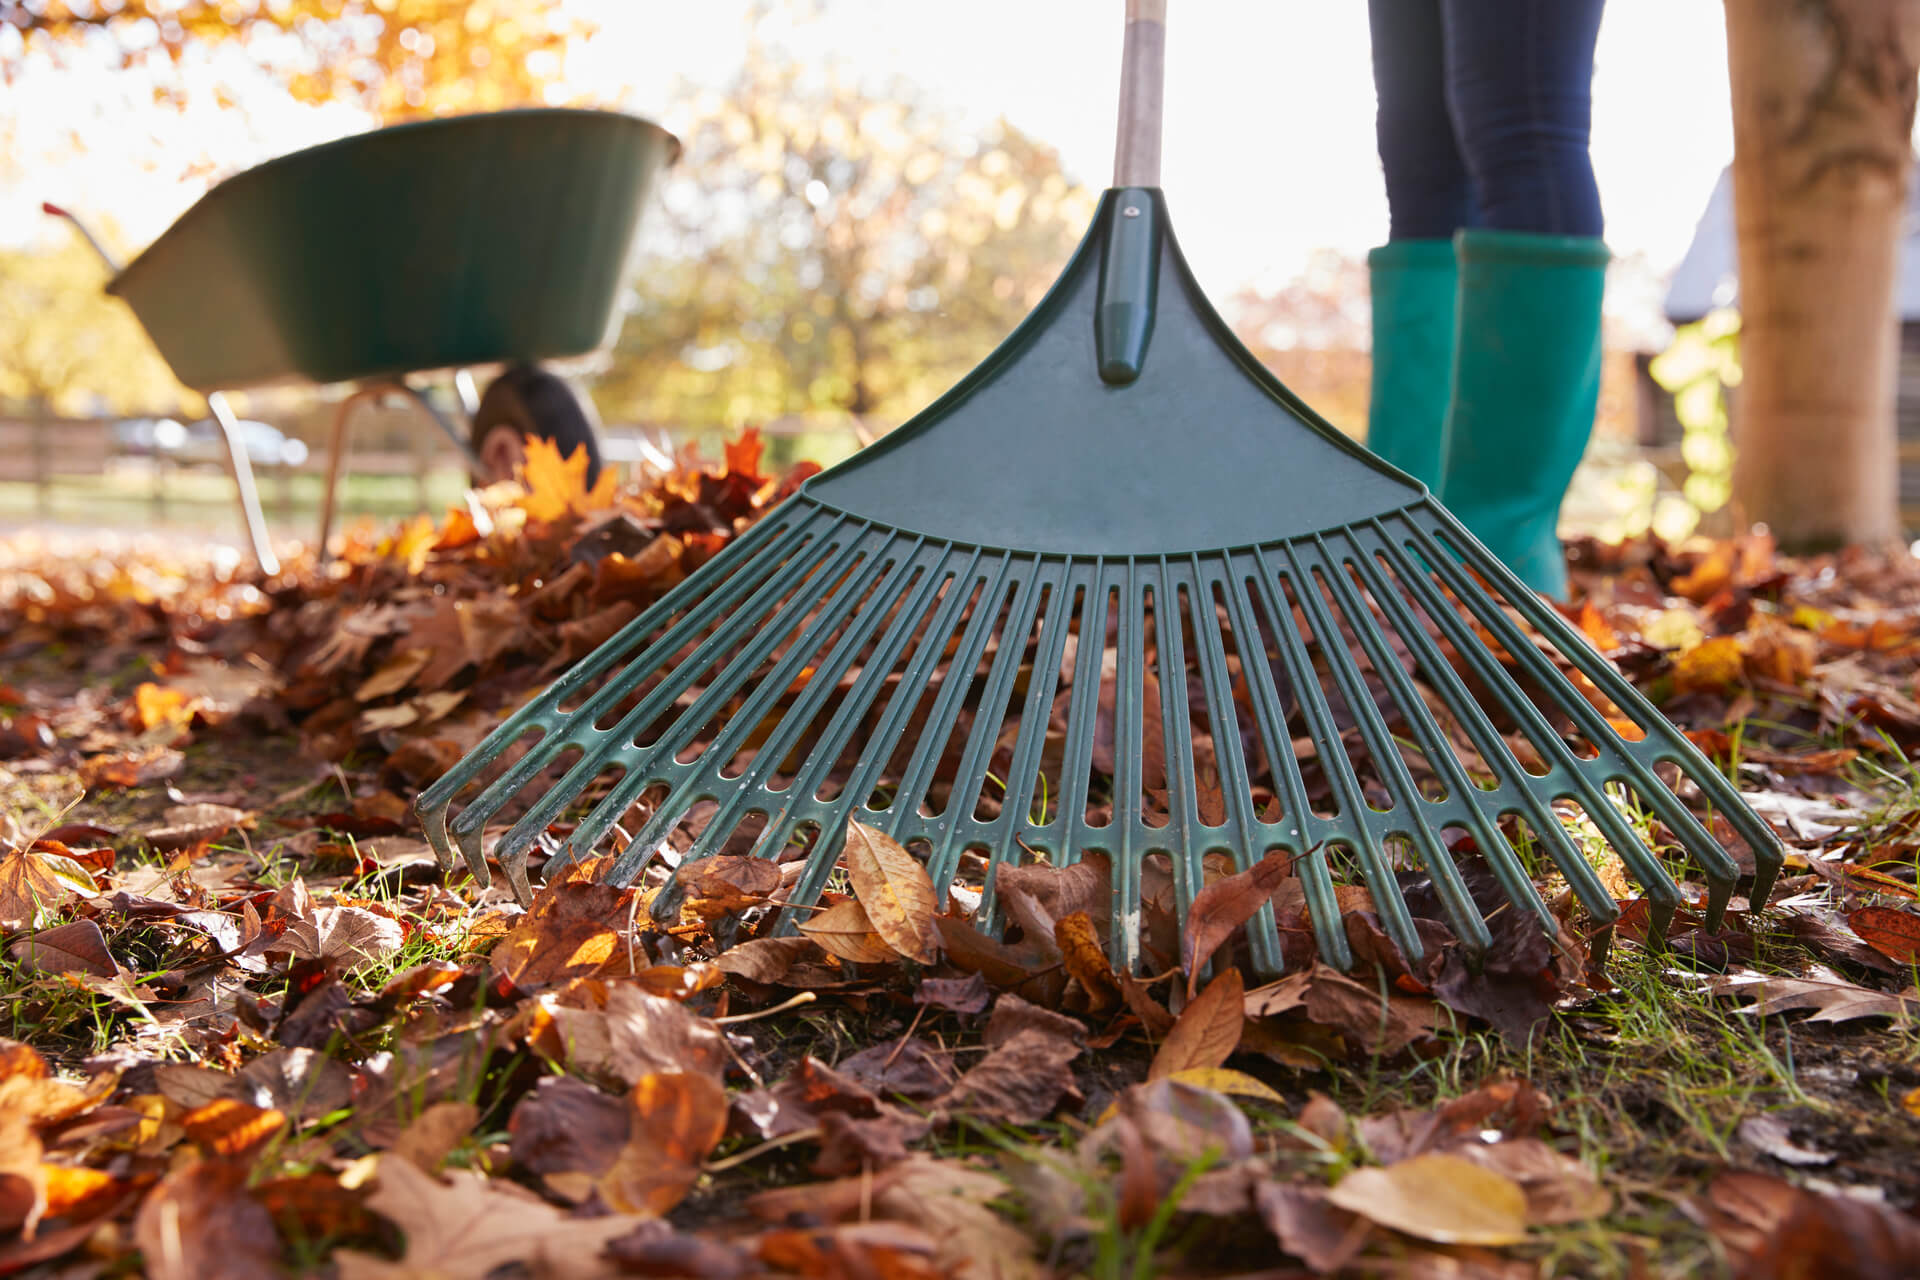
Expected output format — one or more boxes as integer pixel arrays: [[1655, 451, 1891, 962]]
[[7, 1, 1735, 333]]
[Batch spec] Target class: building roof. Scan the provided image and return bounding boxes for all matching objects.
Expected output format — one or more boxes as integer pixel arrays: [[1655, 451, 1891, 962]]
[[1664, 163, 1920, 324]]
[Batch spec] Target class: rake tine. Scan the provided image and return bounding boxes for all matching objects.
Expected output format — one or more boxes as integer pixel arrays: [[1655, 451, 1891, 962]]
[[457, 521, 872, 893], [607, 539, 927, 877], [1437, 521, 1780, 919], [1286, 538, 1471, 959], [433, 513, 838, 885], [1387, 516, 1685, 926], [1412, 512, 1750, 923], [1051, 567, 1112, 885], [1188, 557, 1284, 974], [980, 566, 1079, 934], [656, 545, 939, 878], [414, 510, 810, 871], [1231, 557, 1351, 970], [926, 566, 1046, 895], [1114, 562, 1151, 973], [882, 554, 1020, 840], [777, 552, 991, 919], [1347, 526, 1615, 929], [1154, 564, 1206, 971], [1256, 544, 1425, 962], [1310, 534, 1506, 955], [565, 532, 908, 887], [693, 546, 956, 866]]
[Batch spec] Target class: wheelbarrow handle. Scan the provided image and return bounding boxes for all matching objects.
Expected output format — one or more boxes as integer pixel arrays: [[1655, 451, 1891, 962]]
[[1113, 0, 1166, 188], [41, 203, 122, 275]]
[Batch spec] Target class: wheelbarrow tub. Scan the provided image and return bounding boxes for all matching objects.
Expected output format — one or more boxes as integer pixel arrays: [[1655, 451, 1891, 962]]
[[108, 108, 678, 393]]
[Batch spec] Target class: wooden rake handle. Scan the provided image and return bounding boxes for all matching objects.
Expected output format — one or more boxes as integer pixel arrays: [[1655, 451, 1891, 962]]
[[1113, 0, 1167, 187]]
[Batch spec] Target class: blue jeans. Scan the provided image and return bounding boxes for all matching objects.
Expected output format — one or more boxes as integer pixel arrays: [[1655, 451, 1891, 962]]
[[1368, 0, 1605, 240]]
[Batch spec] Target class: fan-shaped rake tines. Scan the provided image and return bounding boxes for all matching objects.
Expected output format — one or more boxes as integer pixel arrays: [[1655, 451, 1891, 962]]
[[416, 486, 1782, 977]]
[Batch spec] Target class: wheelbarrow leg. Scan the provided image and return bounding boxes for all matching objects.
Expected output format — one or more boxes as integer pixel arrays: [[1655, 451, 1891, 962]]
[[207, 392, 280, 577], [317, 386, 376, 559]]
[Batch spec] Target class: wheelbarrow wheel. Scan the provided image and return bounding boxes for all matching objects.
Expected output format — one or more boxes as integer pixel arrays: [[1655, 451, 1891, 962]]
[[471, 363, 604, 486]]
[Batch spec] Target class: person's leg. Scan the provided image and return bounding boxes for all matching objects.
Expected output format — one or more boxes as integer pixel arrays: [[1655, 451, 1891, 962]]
[[1434, 0, 1608, 597], [1365, 0, 1468, 488]]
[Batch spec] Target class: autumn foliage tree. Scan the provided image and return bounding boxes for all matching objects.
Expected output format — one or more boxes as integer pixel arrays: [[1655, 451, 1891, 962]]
[[594, 40, 1098, 437], [0, 0, 585, 119]]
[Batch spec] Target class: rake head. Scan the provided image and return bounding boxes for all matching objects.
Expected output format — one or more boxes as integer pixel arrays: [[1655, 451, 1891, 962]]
[[416, 190, 1782, 977]]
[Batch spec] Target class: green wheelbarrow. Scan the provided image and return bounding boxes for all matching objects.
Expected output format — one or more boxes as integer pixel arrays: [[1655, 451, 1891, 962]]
[[47, 107, 680, 574]]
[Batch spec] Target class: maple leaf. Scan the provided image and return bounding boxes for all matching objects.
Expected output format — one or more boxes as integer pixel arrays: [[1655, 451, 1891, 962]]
[[279, 904, 404, 971], [517, 435, 618, 523], [1711, 972, 1920, 1024], [334, 1155, 634, 1280]]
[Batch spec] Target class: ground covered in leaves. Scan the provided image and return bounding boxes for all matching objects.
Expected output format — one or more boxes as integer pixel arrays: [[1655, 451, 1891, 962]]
[[1, 437, 1918, 1279]]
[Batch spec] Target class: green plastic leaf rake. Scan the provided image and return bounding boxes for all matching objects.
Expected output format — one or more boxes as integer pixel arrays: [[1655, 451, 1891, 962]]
[[417, 1, 1781, 975]]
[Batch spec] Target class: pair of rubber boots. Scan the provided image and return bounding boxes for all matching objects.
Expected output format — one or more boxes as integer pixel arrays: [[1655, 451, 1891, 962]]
[[1366, 231, 1609, 599]]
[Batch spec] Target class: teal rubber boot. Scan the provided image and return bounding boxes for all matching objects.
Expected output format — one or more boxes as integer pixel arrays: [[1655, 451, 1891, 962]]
[[1364, 240, 1457, 488], [1439, 230, 1610, 599]]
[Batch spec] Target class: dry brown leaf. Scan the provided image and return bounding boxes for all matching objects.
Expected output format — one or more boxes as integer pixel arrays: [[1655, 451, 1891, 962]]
[[0, 845, 76, 931], [1450, 1139, 1612, 1224], [132, 1159, 282, 1280], [603, 984, 732, 1083], [1301, 965, 1446, 1056], [508, 1076, 630, 1200], [145, 803, 248, 852], [280, 904, 404, 971], [1691, 1168, 1920, 1280], [353, 648, 432, 702], [940, 1029, 1082, 1126], [799, 898, 900, 965], [714, 936, 825, 984], [490, 879, 625, 988], [842, 821, 939, 964], [334, 1155, 634, 1280], [1711, 972, 1920, 1024], [598, 1072, 730, 1217], [1181, 848, 1294, 993], [7, 919, 116, 978], [391, 1101, 479, 1172], [1149, 967, 1244, 1080], [1326, 1153, 1530, 1245], [0, 1095, 45, 1238]]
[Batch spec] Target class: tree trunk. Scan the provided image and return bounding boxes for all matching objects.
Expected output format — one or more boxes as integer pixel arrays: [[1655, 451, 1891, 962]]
[[1724, 0, 1920, 550]]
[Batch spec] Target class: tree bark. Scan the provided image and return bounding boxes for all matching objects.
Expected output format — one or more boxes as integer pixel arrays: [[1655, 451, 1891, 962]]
[[1724, 0, 1920, 549]]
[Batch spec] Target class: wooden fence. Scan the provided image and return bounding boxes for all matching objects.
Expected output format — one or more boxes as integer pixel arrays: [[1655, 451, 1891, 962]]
[[0, 413, 463, 523]]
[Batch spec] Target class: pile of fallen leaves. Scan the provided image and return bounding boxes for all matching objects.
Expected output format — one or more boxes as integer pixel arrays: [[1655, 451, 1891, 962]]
[[2, 449, 1919, 1277]]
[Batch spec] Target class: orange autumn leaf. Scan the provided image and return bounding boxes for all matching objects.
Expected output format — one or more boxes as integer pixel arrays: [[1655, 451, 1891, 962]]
[[434, 504, 484, 551], [132, 683, 197, 733], [598, 1071, 730, 1217], [518, 435, 618, 523], [723, 429, 766, 481], [1848, 906, 1920, 964], [181, 1098, 286, 1160]]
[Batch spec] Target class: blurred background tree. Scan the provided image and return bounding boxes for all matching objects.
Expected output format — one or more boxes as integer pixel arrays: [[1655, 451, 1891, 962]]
[[593, 35, 1097, 458], [0, 239, 181, 414], [0, 0, 586, 119]]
